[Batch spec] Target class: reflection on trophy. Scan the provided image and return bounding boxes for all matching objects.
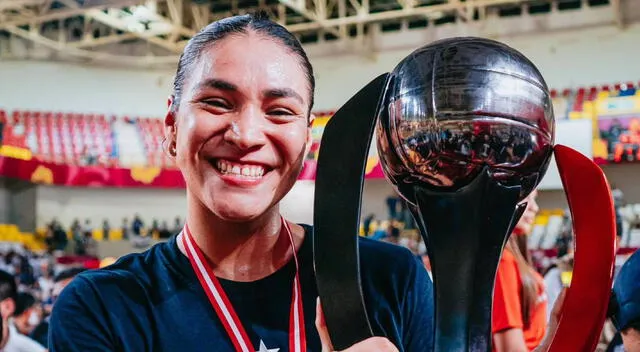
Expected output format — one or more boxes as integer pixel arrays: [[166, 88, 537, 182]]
[[314, 37, 617, 351]]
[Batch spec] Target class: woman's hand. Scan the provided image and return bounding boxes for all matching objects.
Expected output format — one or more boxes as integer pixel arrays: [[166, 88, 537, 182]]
[[532, 288, 567, 352], [315, 298, 398, 352]]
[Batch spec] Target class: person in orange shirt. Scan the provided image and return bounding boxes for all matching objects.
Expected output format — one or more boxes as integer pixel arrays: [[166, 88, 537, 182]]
[[493, 190, 548, 352]]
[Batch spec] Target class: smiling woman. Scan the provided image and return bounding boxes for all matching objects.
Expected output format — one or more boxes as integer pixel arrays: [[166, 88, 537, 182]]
[[48, 11, 434, 352]]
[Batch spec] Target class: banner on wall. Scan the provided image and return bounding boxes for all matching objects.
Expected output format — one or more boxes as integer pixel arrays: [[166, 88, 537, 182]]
[[592, 94, 640, 164], [0, 155, 335, 188]]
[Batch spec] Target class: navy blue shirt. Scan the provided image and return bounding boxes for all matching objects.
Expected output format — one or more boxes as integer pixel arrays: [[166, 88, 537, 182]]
[[49, 225, 434, 351]]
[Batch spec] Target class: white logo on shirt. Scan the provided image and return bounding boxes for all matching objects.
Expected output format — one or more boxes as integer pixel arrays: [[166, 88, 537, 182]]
[[256, 340, 279, 352]]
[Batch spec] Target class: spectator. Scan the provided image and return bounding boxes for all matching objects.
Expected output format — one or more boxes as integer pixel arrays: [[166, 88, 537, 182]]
[[51, 223, 68, 253], [492, 190, 548, 351], [608, 249, 640, 352], [150, 219, 160, 237], [172, 216, 182, 233], [31, 267, 86, 349], [36, 262, 54, 303], [121, 218, 130, 240], [381, 222, 401, 245], [362, 214, 375, 237], [82, 219, 92, 239], [12, 293, 41, 336], [386, 196, 399, 220], [131, 215, 144, 237], [0, 270, 45, 352], [158, 221, 172, 239], [102, 219, 111, 241], [543, 254, 573, 321], [82, 232, 98, 258]]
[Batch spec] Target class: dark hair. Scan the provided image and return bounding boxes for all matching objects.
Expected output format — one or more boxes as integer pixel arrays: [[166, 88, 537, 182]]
[[627, 319, 640, 333], [14, 292, 35, 316], [172, 11, 315, 115], [0, 270, 17, 302], [53, 267, 86, 283]]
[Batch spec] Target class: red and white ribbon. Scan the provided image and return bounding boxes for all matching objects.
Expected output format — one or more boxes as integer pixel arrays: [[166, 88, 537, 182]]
[[181, 217, 306, 352]]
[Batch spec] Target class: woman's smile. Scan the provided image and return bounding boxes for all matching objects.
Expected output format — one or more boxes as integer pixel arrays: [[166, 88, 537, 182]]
[[210, 158, 274, 187]]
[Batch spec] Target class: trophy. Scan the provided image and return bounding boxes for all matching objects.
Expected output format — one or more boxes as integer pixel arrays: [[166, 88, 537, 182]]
[[314, 37, 617, 351]]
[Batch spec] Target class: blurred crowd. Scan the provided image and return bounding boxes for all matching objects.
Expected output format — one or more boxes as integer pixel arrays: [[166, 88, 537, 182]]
[[0, 243, 87, 351], [363, 189, 639, 351], [41, 214, 184, 255]]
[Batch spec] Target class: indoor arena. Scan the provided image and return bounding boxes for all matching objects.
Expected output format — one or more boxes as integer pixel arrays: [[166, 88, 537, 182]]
[[0, 0, 639, 351]]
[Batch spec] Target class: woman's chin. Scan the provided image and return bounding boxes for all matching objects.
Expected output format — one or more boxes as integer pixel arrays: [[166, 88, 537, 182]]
[[212, 205, 270, 223]]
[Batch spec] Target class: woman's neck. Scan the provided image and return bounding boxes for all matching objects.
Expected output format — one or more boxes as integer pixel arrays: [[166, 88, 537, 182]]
[[178, 194, 304, 282]]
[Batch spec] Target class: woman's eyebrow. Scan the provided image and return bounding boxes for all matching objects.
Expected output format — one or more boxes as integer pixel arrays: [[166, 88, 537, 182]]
[[193, 78, 238, 93], [263, 88, 304, 104]]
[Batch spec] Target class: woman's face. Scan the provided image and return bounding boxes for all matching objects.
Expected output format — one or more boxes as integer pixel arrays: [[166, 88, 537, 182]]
[[168, 33, 312, 221], [514, 189, 539, 235]]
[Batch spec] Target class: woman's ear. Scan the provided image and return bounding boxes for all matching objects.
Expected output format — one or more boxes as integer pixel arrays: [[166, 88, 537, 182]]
[[305, 113, 316, 157], [0, 298, 15, 320], [165, 95, 178, 157]]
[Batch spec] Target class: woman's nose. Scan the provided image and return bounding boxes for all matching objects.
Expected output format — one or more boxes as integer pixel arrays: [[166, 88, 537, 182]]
[[223, 108, 267, 150]]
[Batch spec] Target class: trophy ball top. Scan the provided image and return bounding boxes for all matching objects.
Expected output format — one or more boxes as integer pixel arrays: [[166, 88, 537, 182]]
[[376, 37, 555, 204]]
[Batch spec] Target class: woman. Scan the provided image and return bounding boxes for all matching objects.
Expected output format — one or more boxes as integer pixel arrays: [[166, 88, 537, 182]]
[[492, 190, 548, 351], [48, 12, 433, 352]]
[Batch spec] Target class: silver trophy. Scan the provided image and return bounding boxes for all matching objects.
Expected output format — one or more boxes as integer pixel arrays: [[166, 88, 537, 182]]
[[314, 37, 616, 351]]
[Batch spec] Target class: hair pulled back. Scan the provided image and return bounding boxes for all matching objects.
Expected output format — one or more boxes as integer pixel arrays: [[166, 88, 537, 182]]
[[171, 12, 315, 115]]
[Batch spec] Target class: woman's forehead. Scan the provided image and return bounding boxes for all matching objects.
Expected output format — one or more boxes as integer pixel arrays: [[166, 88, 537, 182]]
[[186, 35, 309, 98]]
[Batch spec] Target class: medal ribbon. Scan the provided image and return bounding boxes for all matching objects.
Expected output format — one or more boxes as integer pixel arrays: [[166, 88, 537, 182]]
[[181, 217, 306, 352]]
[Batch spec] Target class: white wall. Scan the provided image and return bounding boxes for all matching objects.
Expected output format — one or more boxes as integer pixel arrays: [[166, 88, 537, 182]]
[[0, 61, 174, 117], [36, 180, 318, 228], [36, 186, 187, 228], [2, 22, 640, 115]]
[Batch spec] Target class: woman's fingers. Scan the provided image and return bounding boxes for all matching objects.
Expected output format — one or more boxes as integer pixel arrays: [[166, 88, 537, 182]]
[[315, 298, 399, 352], [316, 298, 334, 352]]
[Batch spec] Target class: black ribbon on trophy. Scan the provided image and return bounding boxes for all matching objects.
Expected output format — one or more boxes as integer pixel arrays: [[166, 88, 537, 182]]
[[313, 38, 617, 351]]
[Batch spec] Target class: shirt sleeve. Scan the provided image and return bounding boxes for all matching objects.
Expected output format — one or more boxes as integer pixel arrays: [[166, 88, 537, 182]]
[[402, 254, 435, 351], [492, 256, 523, 333], [48, 275, 115, 351], [15, 334, 47, 352]]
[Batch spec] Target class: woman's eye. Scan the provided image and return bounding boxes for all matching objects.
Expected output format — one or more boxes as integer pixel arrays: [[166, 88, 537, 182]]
[[203, 99, 231, 109], [268, 109, 293, 116]]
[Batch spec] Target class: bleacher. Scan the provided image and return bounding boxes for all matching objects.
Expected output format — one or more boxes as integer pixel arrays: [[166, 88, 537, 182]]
[[1, 80, 639, 168], [528, 204, 640, 252], [136, 117, 175, 169], [1, 110, 116, 166]]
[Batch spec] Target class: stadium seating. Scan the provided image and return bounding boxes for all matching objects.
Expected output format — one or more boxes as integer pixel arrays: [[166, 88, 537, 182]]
[[1, 110, 116, 165], [0, 80, 638, 168], [136, 117, 175, 168]]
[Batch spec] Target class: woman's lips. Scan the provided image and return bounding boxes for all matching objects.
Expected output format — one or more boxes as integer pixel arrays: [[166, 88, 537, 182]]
[[215, 159, 266, 178], [210, 158, 273, 187]]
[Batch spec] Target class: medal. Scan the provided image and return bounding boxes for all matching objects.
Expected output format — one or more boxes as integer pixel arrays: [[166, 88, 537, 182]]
[[182, 217, 306, 352]]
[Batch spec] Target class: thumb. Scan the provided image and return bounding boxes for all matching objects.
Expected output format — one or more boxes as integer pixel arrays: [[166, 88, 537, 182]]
[[316, 298, 335, 352]]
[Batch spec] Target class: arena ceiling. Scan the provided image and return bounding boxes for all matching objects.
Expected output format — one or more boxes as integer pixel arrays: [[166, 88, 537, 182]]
[[0, 0, 628, 66]]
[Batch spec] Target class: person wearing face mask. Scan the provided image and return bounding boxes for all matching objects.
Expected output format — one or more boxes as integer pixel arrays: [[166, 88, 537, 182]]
[[30, 267, 86, 349], [0, 271, 45, 352], [12, 293, 41, 336], [49, 12, 433, 352], [492, 190, 548, 352]]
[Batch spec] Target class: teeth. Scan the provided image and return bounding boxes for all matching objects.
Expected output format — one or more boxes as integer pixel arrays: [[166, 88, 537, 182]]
[[215, 159, 266, 179]]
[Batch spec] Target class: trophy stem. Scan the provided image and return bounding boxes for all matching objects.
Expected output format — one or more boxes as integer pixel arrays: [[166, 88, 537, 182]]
[[409, 169, 525, 352]]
